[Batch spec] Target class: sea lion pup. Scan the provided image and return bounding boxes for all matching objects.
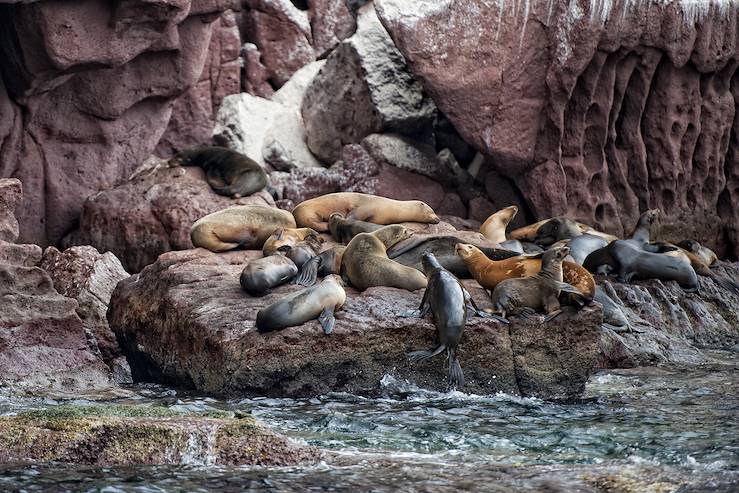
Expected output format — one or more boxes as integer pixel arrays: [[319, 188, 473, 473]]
[[240, 255, 298, 296], [342, 225, 428, 291], [292, 192, 440, 232], [256, 275, 346, 334], [490, 246, 582, 322], [404, 253, 505, 388], [328, 212, 382, 244], [170, 146, 267, 198], [294, 246, 346, 287], [285, 231, 323, 269], [191, 205, 296, 252], [262, 227, 319, 256], [455, 243, 595, 303]]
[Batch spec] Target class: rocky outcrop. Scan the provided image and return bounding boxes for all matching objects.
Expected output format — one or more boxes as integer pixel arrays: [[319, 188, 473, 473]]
[[0, 178, 42, 267], [63, 158, 274, 273], [0, 0, 239, 247], [0, 405, 321, 466], [376, 0, 739, 258], [109, 248, 600, 400]]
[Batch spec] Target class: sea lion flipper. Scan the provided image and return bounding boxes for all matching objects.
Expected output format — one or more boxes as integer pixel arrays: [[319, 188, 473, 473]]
[[318, 307, 335, 335], [543, 309, 563, 323], [556, 281, 583, 296], [407, 345, 445, 363], [447, 352, 465, 388], [709, 272, 739, 295], [295, 256, 321, 286]]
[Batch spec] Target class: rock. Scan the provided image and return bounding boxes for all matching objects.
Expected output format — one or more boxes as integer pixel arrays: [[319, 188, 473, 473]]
[[308, 0, 357, 57], [262, 110, 324, 171], [241, 43, 275, 98], [0, 405, 321, 466], [108, 248, 600, 400], [301, 3, 436, 163], [376, 0, 739, 257], [272, 60, 325, 107], [63, 161, 274, 273], [243, 0, 315, 87], [0, 178, 22, 243], [39, 246, 132, 383], [0, 0, 238, 246], [361, 133, 448, 183]]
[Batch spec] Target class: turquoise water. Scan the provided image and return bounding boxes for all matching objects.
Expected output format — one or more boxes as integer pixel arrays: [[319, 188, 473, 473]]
[[0, 351, 736, 492]]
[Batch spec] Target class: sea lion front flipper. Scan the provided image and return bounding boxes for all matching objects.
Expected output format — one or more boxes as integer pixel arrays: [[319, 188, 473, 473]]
[[318, 307, 336, 335], [295, 256, 321, 286], [402, 285, 432, 318]]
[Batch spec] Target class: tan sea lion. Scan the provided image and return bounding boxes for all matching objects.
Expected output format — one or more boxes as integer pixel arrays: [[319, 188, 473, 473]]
[[490, 246, 582, 322], [510, 217, 618, 244], [191, 205, 296, 252], [479, 205, 518, 243], [256, 275, 346, 334], [170, 146, 267, 198], [292, 192, 439, 232], [455, 243, 595, 302], [677, 240, 718, 267], [262, 227, 319, 256], [342, 225, 427, 291]]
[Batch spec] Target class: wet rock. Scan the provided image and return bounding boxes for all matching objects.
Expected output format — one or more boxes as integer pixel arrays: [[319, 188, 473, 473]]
[[0, 405, 321, 466], [109, 248, 600, 400], [39, 246, 132, 383], [63, 160, 274, 273], [301, 3, 436, 163]]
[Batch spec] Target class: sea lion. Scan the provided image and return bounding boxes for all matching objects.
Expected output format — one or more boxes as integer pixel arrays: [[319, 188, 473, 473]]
[[262, 227, 319, 256], [593, 285, 637, 333], [191, 205, 296, 252], [652, 241, 739, 295], [403, 253, 504, 388], [510, 217, 618, 244], [479, 205, 518, 243], [294, 246, 346, 287], [490, 246, 582, 322], [677, 239, 718, 267], [285, 232, 323, 269], [627, 209, 660, 248], [455, 243, 595, 302], [293, 192, 439, 232], [256, 275, 346, 334], [170, 146, 267, 198], [328, 212, 382, 244], [342, 225, 428, 291], [240, 255, 298, 296], [562, 234, 609, 265]]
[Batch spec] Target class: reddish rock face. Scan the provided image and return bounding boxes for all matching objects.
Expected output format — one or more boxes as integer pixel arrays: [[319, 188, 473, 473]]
[[376, 0, 739, 258], [0, 0, 239, 247]]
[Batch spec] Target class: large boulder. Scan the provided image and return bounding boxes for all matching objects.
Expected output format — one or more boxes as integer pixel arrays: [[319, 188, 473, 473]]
[[376, 0, 739, 258], [63, 158, 274, 273], [108, 248, 600, 400], [0, 179, 42, 267], [301, 3, 437, 164], [0, 0, 239, 247]]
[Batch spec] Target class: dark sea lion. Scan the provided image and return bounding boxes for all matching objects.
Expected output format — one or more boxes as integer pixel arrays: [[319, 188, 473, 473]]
[[256, 275, 346, 334], [403, 253, 505, 388], [490, 246, 582, 322], [294, 245, 346, 287], [342, 225, 427, 291], [456, 243, 595, 302], [170, 146, 267, 198], [328, 212, 382, 244], [563, 234, 609, 265], [191, 205, 296, 252], [533, 217, 585, 245], [593, 285, 636, 333], [263, 227, 319, 256], [293, 192, 439, 232], [285, 232, 323, 269], [240, 255, 298, 296]]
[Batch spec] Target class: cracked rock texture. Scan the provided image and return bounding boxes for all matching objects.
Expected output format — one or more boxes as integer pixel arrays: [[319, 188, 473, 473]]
[[376, 0, 739, 258]]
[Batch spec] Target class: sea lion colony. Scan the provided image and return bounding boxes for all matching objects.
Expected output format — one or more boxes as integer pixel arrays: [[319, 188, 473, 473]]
[[186, 150, 736, 388]]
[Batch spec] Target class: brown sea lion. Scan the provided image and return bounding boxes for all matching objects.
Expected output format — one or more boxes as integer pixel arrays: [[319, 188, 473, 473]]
[[328, 212, 382, 244], [293, 192, 439, 232], [510, 217, 618, 244], [677, 239, 718, 267], [240, 255, 297, 296], [262, 227, 319, 256], [490, 246, 582, 322], [342, 225, 427, 291], [455, 243, 595, 302], [170, 146, 267, 198], [256, 275, 346, 334], [191, 205, 296, 252]]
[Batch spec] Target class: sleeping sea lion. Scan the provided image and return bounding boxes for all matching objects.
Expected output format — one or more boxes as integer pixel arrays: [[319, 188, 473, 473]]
[[677, 239, 718, 267], [170, 146, 267, 198], [263, 227, 319, 256], [293, 192, 439, 232], [328, 212, 382, 244], [285, 232, 323, 269], [240, 255, 298, 296], [510, 217, 618, 244], [191, 205, 296, 252], [294, 246, 346, 287]]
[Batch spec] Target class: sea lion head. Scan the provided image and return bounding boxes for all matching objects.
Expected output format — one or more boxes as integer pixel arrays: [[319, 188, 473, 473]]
[[413, 201, 440, 224], [328, 212, 345, 222], [454, 243, 480, 260], [324, 274, 345, 287], [495, 205, 518, 226], [535, 217, 581, 245], [677, 239, 701, 253], [640, 209, 660, 227], [543, 245, 570, 265], [168, 149, 195, 166], [421, 252, 443, 273]]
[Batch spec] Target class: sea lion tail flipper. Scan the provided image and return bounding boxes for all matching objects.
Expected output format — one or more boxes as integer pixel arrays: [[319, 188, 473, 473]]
[[556, 281, 583, 296], [447, 351, 465, 388], [543, 309, 563, 323], [407, 345, 445, 363], [295, 256, 321, 286], [709, 272, 739, 296], [318, 307, 336, 335]]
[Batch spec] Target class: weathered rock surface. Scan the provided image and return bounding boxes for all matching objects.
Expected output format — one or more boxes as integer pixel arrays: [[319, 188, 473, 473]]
[[109, 248, 600, 400], [39, 246, 132, 383], [0, 179, 42, 267], [376, 0, 739, 258], [0, 0, 239, 247], [63, 159, 274, 273], [301, 3, 437, 164], [0, 405, 321, 466]]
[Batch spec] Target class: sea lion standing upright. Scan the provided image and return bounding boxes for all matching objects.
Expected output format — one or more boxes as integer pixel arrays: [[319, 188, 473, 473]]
[[256, 275, 346, 334], [490, 246, 582, 322], [342, 225, 427, 291], [404, 253, 504, 388], [479, 205, 518, 243], [191, 205, 296, 252], [170, 146, 267, 198], [293, 192, 440, 232]]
